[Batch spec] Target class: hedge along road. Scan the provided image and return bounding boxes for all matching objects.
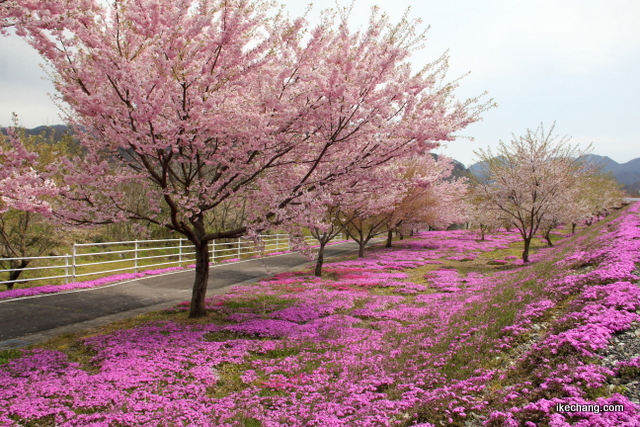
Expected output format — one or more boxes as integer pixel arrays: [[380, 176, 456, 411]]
[[0, 240, 378, 349]]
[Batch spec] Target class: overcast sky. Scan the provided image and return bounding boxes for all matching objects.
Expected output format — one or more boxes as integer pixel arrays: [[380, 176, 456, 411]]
[[1, 0, 639, 167]]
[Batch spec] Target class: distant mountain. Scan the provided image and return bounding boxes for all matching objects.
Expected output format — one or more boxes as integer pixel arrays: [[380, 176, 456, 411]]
[[578, 154, 640, 187], [467, 156, 508, 182], [625, 181, 640, 196], [467, 161, 484, 175], [578, 154, 619, 175], [468, 153, 640, 195], [1, 124, 71, 143], [428, 153, 472, 180], [451, 159, 471, 179], [615, 158, 640, 186]]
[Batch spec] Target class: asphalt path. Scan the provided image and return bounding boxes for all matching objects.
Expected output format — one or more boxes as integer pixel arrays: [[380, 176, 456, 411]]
[[0, 240, 375, 349]]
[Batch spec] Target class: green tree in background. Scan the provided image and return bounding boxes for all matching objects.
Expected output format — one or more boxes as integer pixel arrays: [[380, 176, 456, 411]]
[[0, 126, 81, 289]]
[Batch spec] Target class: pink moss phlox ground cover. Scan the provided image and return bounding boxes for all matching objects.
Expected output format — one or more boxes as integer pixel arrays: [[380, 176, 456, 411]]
[[489, 203, 640, 425], [424, 268, 464, 292], [399, 229, 522, 253], [2, 207, 640, 425]]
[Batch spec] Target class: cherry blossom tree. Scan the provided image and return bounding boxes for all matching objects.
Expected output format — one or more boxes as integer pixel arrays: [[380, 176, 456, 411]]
[[301, 155, 439, 275], [3, 0, 490, 317], [299, 154, 464, 275], [341, 210, 392, 259], [538, 170, 624, 244], [334, 156, 469, 257], [579, 173, 625, 222], [384, 154, 440, 246], [295, 165, 407, 276], [536, 187, 575, 246], [385, 154, 468, 246], [308, 206, 346, 277], [474, 123, 591, 262], [301, 164, 408, 261], [302, 198, 359, 277], [562, 171, 624, 233], [416, 177, 468, 231], [465, 188, 505, 241], [0, 126, 80, 289], [0, 125, 58, 215]]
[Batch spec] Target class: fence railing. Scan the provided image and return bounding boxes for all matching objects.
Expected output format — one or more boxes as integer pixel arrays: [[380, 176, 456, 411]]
[[0, 234, 345, 287]]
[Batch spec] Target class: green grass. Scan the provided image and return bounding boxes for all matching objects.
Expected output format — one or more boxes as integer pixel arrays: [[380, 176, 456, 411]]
[[206, 362, 254, 399], [0, 349, 22, 365], [223, 294, 295, 315]]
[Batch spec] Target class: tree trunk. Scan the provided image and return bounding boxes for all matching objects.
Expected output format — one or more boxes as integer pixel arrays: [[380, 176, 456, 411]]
[[5, 260, 29, 291], [189, 240, 210, 318], [314, 241, 327, 277], [385, 228, 393, 248], [544, 230, 553, 247], [522, 237, 531, 263], [358, 241, 365, 258], [6, 270, 20, 290], [480, 225, 485, 241], [571, 223, 576, 234]]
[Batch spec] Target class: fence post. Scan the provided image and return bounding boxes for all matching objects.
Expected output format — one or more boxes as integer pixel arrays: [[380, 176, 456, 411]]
[[275, 234, 279, 252], [237, 238, 241, 258], [286, 234, 290, 251], [65, 254, 70, 284], [211, 240, 215, 264], [178, 238, 183, 267], [134, 240, 139, 273], [71, 243, 77, 281]]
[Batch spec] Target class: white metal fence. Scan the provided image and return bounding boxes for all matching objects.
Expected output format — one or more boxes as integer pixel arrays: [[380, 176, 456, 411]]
[[0, 234, 344, 287]]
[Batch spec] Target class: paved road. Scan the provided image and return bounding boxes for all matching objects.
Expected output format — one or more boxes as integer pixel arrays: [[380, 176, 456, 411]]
[[0, 241, 372, 348]]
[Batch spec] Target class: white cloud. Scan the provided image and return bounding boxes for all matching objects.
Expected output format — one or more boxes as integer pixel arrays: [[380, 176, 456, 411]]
[[0, 33, 60, 127]]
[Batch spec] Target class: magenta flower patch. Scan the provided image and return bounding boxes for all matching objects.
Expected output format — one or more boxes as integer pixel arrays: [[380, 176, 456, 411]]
[[2, 205, 640, 426]]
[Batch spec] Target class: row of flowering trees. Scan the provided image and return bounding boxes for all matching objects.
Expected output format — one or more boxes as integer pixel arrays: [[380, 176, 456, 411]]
[[468, 123, 625, 262], [1, 1, 622, 316], [0, 0, 490, 317], [304, 123, 625, 274], [302, 154, 469, 276]]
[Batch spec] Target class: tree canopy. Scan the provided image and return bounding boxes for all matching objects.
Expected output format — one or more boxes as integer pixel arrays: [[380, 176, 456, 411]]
[[2, 0, 491, 316]]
